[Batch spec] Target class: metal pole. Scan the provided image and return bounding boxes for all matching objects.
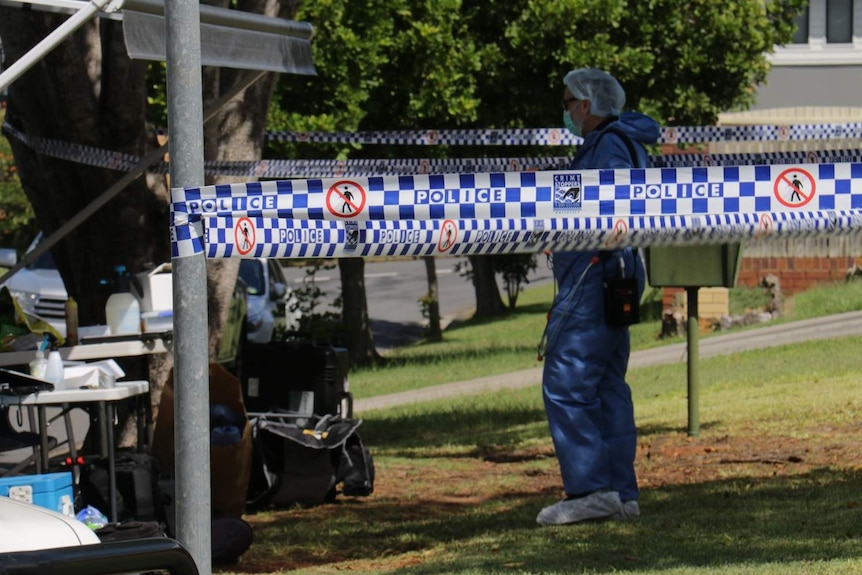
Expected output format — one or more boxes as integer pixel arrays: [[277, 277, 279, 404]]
[[164, 0, 210, 573], [686, 286, 699, 437]]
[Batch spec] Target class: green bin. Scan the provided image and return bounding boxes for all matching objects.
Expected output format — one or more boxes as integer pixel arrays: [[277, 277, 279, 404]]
[[644, 244, 743, 288]]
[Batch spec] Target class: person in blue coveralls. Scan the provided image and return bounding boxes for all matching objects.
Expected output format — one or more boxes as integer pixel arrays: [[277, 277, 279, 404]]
[[537, 68, 660, 526]]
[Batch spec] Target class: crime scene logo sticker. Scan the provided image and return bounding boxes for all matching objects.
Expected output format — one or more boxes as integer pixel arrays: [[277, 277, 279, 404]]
[[234, 217, 256, 255], [344, 221, 359, 251], [553, 173, 583, 211], [774, 168, 815, 208], [326, 180, 367, 218], [438, 219, 458, 253]]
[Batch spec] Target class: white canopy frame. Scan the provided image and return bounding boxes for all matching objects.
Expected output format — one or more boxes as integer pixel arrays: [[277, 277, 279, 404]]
[[0, 3, 315, 573]]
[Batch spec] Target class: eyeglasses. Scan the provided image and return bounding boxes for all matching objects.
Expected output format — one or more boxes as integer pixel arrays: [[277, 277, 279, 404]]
[[561, 96, 578, 110]]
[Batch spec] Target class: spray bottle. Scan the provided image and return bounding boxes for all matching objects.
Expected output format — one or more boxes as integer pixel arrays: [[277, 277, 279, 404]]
[[44, 341, 65, 389], [29, 335, 49, 379]]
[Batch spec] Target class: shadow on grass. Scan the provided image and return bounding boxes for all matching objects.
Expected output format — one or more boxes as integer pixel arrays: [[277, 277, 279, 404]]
[[243, 468, 862, 574], [375, 341, 540, 369], [359, 407, 721, 454], [359, 404, 550, 451]]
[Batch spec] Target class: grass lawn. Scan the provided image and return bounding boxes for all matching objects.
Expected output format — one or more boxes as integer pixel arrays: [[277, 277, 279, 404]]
[[221, 280, 862, 575]]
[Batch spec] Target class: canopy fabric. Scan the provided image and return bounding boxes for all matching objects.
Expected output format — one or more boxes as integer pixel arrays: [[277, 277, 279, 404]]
[[123, 10, 315, 74]]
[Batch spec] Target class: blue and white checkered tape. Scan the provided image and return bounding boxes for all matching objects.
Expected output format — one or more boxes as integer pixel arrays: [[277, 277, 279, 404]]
[[264, 123, 862, 146], [170, 162, 862, 258], [202, 210, 862, 259], [8, 119, 862, 178]]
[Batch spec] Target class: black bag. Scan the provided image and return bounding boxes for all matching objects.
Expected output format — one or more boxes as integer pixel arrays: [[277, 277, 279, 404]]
[[248, 413, 372, 509], [604, 276, 640, 327], [212, 516, 254, 566], [95, 520, 166, 542], [82, 452, 165, 523], [336, 433, 375, 497]]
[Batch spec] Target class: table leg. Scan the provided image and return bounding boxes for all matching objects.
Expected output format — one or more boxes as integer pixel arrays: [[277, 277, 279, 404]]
[[106, 402, 118, 522], [97, 403, 109, 457], [25, 407, 40, 473], [37, 406, 49, 471], [61, 404, 79, 487]]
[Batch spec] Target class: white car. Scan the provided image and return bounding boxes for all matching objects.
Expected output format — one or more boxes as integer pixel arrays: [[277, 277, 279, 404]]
[[0, 496, 99, 552], [0, 497, 198, 574], [1, 236, 68, 336], [2, 234, 295, 345], [238, 257, 300, 343]]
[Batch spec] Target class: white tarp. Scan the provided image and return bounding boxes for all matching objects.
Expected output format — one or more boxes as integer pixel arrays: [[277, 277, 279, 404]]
[[123, 9, 315, 74]]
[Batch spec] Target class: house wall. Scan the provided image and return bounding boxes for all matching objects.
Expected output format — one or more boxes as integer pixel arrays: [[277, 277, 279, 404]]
[[707, 1, 862, 297]]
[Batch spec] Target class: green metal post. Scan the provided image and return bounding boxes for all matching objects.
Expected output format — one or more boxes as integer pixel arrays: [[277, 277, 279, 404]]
[[686, 286, 700, 437]]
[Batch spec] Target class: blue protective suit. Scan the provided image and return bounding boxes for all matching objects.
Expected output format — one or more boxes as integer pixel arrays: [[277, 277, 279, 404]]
[[542, 111, 659, 502]]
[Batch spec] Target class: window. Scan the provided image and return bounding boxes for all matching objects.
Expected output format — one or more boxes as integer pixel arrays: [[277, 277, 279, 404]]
[[792, 6, 810, 44], [827, 0, 854, 43], [239, 259, 265, 295]]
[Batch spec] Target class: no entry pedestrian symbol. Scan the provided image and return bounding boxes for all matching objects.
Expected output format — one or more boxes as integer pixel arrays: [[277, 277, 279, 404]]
[[755, 213, 774, 239], [603, 219, 628, 249], [774, 168, 815, 208], [326, 180, 366, 218], [234, 217, 256, 255], [437, 220, 458, 253]]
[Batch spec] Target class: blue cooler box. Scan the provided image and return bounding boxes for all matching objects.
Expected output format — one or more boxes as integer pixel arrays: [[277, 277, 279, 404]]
[[0, 472, 74, 516]]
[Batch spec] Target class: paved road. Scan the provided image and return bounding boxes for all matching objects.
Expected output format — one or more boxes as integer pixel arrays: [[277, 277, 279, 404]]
[[282, 257, 554, 349], [353, 310, 862, 413]]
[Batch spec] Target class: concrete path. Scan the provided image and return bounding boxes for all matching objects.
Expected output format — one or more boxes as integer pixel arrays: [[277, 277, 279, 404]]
[[354, 310, 862, 413]]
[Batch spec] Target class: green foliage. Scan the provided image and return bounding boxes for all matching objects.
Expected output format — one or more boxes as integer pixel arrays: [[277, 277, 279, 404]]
[[494, 254, 538, 309], [145, 62, 168, 128], [265, 0, 807, 173], [0, 108, 36, 252], [728, 284, 772, 316], [453, 253, 539, 310], [274, 259, 345, 345], [613, 0, 808, 124]]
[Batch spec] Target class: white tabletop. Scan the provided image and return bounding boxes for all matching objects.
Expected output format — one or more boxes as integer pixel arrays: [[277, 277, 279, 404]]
[[0, 380, 149, 406], [0, 334, 171, 368]]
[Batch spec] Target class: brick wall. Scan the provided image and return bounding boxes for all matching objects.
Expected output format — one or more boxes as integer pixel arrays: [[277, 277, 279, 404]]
[[737, 256, 860, 295], [660, 256, 860, 320]]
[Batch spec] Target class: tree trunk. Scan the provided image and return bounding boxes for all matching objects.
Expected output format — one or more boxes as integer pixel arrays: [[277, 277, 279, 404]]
[[0, 0, 284, 432], [338, 258, 380, 367], [422, 256, 442, 342], [0, 13, 167, 324], [468, 255, 505, 318]]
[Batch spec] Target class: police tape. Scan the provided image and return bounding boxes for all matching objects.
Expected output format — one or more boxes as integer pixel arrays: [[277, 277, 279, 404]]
[[170, 161, 862, 258], [265, 123, 862, 146], [200, 211, 862, 259], [188, 149, 862, 178], [6, 119, 862, 178]]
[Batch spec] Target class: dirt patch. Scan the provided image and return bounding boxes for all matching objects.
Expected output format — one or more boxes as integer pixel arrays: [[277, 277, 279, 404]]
[[231, 426, 861, 574]]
